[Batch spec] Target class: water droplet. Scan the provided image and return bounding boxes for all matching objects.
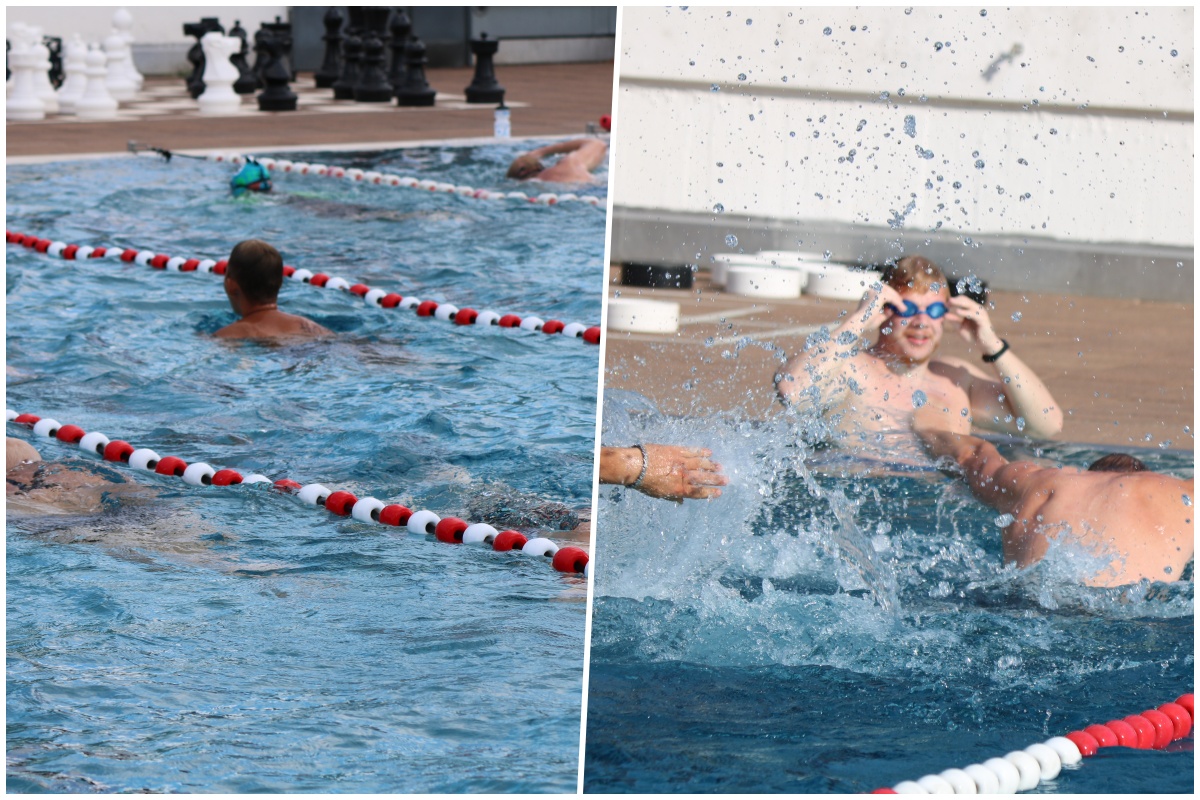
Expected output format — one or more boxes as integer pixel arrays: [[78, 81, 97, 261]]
[[738, 72, 747, 80], [689, 60, 696, 66], [1049, 128, 1058, 135], [713, 203, 725, 214], [823, 26, 833, 35], [1011, 311, 1022, 322], [1015, 417, 1026, 431], [904, 7, 913, 14], [911, 390, 928, 408], [856, 119, 867, 132], [1171, 49, 1178, 57], [900, 61, 908, 68], [993, 513, 1014, 527], [823, 250, 832, 260], [979, 8, 988, 16], [974, 159, 985, 169], [725, 234, 739, 247], [1118, 45, 1124, 53], [746, 18, 752, 25], [903, 115, 917, 137], [789, 131, 796, 137], [934, 42, 943, 51], [711, 84, 720, 92], [952, 181, 962, 189], [879, 91, 890, 102], [1183, 495, 1192, 507], [1087, 55, 1095, 62]]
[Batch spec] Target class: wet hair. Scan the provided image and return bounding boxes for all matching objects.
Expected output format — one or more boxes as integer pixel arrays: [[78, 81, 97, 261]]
[[506, 154, 544, 180], [226, 239, 283, 305], [1087, 453, 1148, 473], [881, 255, 948, 295]]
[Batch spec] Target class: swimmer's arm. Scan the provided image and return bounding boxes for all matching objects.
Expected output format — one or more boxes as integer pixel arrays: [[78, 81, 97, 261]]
[[948, 349, 1064, 439], [917, 429, 1037, 514], [528, 139, 594, 159]]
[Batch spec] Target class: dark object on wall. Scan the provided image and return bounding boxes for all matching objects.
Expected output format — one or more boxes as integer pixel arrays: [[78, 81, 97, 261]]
[[183, 17, 224, 99], [353, 6, 393, 102], [464, 32, 504, 104], [229, 20, 259, 94], [394, 37, 435, 107], [387, 10, 411, 90], [44, 36, 63, 89], [314, 7, 343, 88], [256, 28, 297, 111], [621, 263, 695, 290]]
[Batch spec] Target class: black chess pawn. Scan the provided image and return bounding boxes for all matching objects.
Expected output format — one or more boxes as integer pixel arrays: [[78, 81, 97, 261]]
[[332, 32, 362, 100], [353, 6, 392, 102], [464, 32, 504, 104], [387, 11, 411, 90], [44, 36, 64, 90], [314, 7, 343, 89], [395, 37, 435, 107], [183, 17, 224, 99], [256, 28, 297, 111], [229, 20, 259, 94]]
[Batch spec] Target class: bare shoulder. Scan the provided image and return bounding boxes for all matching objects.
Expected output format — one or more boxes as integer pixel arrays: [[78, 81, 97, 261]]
[[930, 355, 991, 383]]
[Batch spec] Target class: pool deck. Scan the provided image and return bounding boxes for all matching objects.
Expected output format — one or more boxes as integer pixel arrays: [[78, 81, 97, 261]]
[[603, 267, 1195, 453], [5, 62, 614, 158]]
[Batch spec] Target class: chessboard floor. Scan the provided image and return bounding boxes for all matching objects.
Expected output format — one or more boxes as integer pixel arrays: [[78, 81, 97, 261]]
[[6, 61, 614, 157]]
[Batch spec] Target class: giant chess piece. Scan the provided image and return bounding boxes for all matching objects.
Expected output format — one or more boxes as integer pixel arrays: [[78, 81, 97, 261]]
[[7, 38, 46, 121], [55, 34, 88, 115], [464, 32, 504, 104], [112, 8, 144, 91], [229, 20, 258, 94], [197, 31, 241, 115], [353, 6, 393, 102], [387, 10, 411, 91], [102, 31, 136, 101], [256, 29, 297, 111], [314, 7, 344, 89], [74, 43, 119, 120], [44, 35, 64, 89], [331, 32, 362, 100], [262, 16, 295, 81], [27, 30, 59, 114], [184, 18, 224, 99], [395, 37, 435, 107]]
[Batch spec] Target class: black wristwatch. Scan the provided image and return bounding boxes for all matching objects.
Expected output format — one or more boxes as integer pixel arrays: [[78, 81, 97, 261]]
[[982, 339, 1010, 363]]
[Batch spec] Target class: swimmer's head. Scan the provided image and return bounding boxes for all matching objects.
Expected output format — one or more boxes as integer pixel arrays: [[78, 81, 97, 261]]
[[1087, 453, 1148, 473], [230, 159, 272, 197], [882, 255, 949, 298], [506, 154, 545, 181], [7, 437, 42, 471], [225, 239, 283, 312]]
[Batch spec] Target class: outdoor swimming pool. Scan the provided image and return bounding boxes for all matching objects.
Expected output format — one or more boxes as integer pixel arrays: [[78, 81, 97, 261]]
[[6, 144, 605, 792], [585, 392, 1193, 793]]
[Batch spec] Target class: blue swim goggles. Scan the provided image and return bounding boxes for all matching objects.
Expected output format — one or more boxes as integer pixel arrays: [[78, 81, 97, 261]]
[[884, 299, 948, 319]]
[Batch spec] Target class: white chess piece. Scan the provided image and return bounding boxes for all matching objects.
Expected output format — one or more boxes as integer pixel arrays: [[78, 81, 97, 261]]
[[112, 8, 144, 91], [6, 38, 46, 121], [56, 34, 89, 115], [196, 31, 241, 115], [29, 28, 59, 114], [102, 31, 136, 101], [74, 43, 118, 120]]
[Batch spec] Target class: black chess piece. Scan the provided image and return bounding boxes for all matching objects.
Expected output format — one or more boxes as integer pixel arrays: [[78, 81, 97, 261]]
[[353, 6, 392, 102], [229, 20, 259, 94], [256, 28, 297, 111], [314, 7, 343, 89], [464, 32, 504, 104], [332, 32, 362, 100], [387, 11, 411, 90], [183, 17, 224, 99], [263, 15, 295, 81], [395, 37, 435, 107], [44, 36, 64, 90]]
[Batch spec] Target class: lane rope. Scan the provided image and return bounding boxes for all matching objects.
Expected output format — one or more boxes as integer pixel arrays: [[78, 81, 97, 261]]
[[129, 143, 607, 209], [5, 229, 602, 346], [7, 409, 591, 578], [872, 692, 1194, 793]]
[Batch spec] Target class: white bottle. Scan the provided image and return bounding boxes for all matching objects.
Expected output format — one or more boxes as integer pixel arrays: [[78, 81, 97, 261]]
[[493, 103, 510, 138]]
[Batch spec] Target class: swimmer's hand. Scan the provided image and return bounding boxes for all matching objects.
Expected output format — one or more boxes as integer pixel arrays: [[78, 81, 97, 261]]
[[856, 283, 904, 331], [944, 294, 1005, 353], [635, 444, 728, 503]]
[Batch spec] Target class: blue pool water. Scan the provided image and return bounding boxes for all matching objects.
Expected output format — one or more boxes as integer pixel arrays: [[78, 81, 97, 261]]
[[6, 144, 605, 792], [585, 392, 1193, 793]]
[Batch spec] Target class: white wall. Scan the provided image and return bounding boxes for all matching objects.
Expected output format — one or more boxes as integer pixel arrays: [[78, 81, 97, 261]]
[[614, 6, 1193, 249], [8, 6, 286, 44]]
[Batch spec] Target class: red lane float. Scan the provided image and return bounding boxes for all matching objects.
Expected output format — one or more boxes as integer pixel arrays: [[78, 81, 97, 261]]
[[7, 228, 601, 346], [876, 692, 1194, 793], [8, 408, 590, 579]]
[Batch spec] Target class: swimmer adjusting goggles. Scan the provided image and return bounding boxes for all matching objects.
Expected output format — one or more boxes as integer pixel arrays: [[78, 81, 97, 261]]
[[884, 300, 948, 319]]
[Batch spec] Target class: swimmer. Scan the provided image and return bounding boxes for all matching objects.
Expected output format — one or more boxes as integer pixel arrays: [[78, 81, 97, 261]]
[[599, 444, 728, 502], [506, 138, 608, 183], [215, 239, 333, 340], [775, 255, 1063, 448], [7, 437, 153, 516], [230, 158, 271, 196], [915, 426, 1194, 587]]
